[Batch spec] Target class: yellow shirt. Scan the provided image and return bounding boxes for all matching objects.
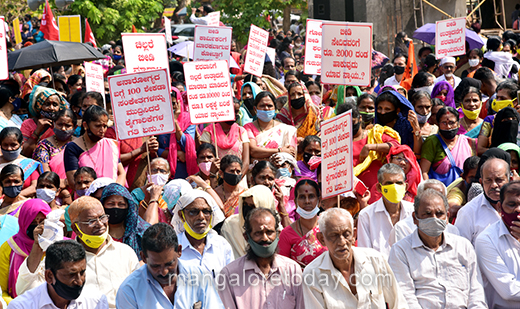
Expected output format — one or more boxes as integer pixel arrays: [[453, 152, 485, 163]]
[[0, 241, 13, 304]]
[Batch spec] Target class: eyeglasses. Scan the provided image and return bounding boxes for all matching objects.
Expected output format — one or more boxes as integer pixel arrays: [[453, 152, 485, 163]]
[[151, 168, 169, 174], [439, 121, 458, 128], [77, 214, 110, 227], [184, 209, 213, 217], [391, 156, 409, 164]]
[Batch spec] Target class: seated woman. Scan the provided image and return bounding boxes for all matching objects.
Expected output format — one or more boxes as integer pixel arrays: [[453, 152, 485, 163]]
[[0, 165, 28, 217], [409, 91, 438, 140], [420, 106, 477, 187], [194, 143, 219, 189], [294, 135, 320, 183], [0, 127, 41, 198], [238, 82, 262, 126], [279, 178, 327, 267], [100, 183, 151, 258], [0, 199, 51, 304], [447, 156, 480, 222], [357, 93, 376, 129], [431, 81, 455, 108], [457, 87, 484, 138], [36, 171, 67, 209], [214, 155, 248, 217], [64, 105, 126, 193], [72, 166, 96, 198]]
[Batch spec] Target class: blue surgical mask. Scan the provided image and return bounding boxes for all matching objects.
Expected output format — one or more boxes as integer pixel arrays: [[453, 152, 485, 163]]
[[276, 168, 291, 178], [75, 189, 87, 197], [11, 98, 22, 111], [256, 110, 276, 122], [113, 54, 122, 61]]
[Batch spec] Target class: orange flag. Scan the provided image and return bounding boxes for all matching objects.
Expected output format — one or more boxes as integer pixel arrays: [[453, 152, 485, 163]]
[[400, 41, 418, 91], [132, 25, 137, 33], [84, 19, 97, 47]]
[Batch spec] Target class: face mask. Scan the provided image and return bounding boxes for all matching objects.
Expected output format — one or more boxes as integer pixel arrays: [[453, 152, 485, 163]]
[[53, 128, 74, 141], [276, 167, 291, 178], [414, 85, 433, 95], [75, 223, 108, 248], [112, 54, 122, 61], [377, 110, 398, 126], [247, 234, 279, 258], [289, 44, 294, 49], [416, 216, 447, 237], [52, 274, 84, 301], [243, 98, 255, 112], [484, 191, 500, 205], [198, 162, 212, 176], [223, 172, 241, 186], [40, 110, 58, 121], [310, 94, 321, 106], [468, 58, 480, 67], [295, 43, 301, 48], [439, 128, 458, 140], [26, 224, 37, 240], [75, 189, 87, 197], [380, 183, 406, 204], [491, 99, 515, 113], [501, 206, 520, 230], [303, 152, 314, 164], [296, 203, 320, 219], [444, 73, 453, 78], [3, 185, 22, 198], [435, 95, 447, 102], [290, 97, 306, 109], [416, 112, 431, 124], [11, 98, 22, 111], [104, 207, 128, 225], [2, 148, 21, 161], [182, 211, 212, 240], [86, 128, 102, 143], [461, 106, 481, 120], [360, 111, 375, 124], [147, 173, 169, 186], [36, 188, 56, 203], [225, 120, 236, 126], [78, 109, 83, 117], [394, 65, 405, 75], [345, 96, 357, 101], [352, 121, 361, 135], [256, 110, 276, 122]]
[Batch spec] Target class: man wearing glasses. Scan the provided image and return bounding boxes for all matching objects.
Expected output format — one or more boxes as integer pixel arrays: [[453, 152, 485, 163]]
[[434, 56, 461, 89]]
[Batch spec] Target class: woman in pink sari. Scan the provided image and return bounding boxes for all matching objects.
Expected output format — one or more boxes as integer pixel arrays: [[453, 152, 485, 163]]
[[0, 199, 51, 304], [64, 105, 126, 195]]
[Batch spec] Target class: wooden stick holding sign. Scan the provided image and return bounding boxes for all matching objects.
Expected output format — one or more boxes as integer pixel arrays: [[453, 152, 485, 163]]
[[213, 123, 219, 159], [145, 138, 152, 176]]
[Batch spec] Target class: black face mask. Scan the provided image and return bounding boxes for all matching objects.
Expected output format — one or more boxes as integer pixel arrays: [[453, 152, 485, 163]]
[[303, 152, 314, 164], [439, 128, 458, 140], [484, 191, 500, 205], [52, 274, 84, 300], [3, 185, 23, 198], [290, 97, 306, 109], [104, 207, 128, 225], [353, 121, 361, 135], [243, 98, 255, 114], [394, 65, 405, 75], [86, 128, 102, 143], [377, 110, 398, 126], [41, 110, 58, 121], [223, 172, 242, 186], [26, 224, 37, 240]]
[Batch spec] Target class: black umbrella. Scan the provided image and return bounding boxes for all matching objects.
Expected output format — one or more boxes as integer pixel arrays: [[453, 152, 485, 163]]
[[8, 40, 105, 71]]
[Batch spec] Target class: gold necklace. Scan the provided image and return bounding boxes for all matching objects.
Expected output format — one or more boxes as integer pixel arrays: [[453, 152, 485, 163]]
[[258, 119, 274, 133], [82, 135, 97, 170]]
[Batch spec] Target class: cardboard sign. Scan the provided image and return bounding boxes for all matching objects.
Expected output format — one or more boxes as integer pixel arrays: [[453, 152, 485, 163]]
[[193, 25, 232, 65], [207, 12, 220, 27], [84, 62, 105, 106], [304, 19, 323, 75], [108, 68, 175, 140], [13, 18, 22, 45], [184, 60, 235, 124], [121, 33, 169, 74], [164, 17, 172, 44], [435, 17, 466, 59], [58, 15, 82, 43], [266, 47, 276, 69], [321, 111, 353, 199], [244, 24, 268, 77], [0, 17, 7, 80], [321, 22, 372, 86]]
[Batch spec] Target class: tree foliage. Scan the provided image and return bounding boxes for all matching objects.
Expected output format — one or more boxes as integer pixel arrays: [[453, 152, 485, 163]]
[[0, 0, 31, 23]]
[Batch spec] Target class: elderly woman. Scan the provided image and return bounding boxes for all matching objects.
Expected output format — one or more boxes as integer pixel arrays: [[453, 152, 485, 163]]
[[100, 183, 151, 258], [457, 87, 483, 138]]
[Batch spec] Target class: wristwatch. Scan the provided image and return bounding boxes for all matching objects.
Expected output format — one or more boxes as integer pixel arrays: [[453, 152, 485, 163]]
[[414, 130, 421, 137]]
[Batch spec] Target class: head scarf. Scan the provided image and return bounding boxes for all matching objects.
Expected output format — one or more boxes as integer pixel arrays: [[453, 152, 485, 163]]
[[100, 183, 150, 257], [454, 78, 481, 105], [162, 179, 193, 211], [238, 185, 276, 231], [332, 85, 362, 107], [490, 107, 520, 148], [21, 69, 51, 99], [431, 81, 455, 108], [28, 85, 67, 118], [171, 189, 225, 233], [497, 143, 520, 167], [7, 199, 51, 297], [386, 145, 421, 197], [375, 90, 415, 148], [475, 148, 511, 181], [439, 56, 456, 67], [240, 82, 262, 117], [85, 177, 115, 197]]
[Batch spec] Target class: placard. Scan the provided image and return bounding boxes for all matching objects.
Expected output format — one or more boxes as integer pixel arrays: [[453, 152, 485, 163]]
[[108, 68, 175, 140], [84, 62, 105, 106], [184, 60, 235, 124], [0, 17, 7, 80], [266, 47, 276, 68], [244, 24, 268, 77], [58, 15, 82, 43], [321, 22, 372, 86], [121, 33, 169, 74], [193, 25, 232, 65], [13, 18, 22, 45], [164, 16, 173, 44], [435, 17, 466, 59], [321, 111, 353, 199], [207, 12, 220, 27], [304, 19, 323, 75]]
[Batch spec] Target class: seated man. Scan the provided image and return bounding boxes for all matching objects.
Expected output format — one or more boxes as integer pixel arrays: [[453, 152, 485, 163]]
[[116, 223, 224, 309], [8, 240, 108, 308], [16, 196, 139, 308], [476, 181, 520, 307], [218, 208, 304, 308], [303, 208, 407, 308], [388, 189, 487, 308]]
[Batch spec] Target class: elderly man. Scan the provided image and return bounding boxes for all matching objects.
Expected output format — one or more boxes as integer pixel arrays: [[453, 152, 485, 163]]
[[303, 208, 407, 308], [16, 196, 139, 308], [8, 240, 108, 309], [357, 163, 414, 257], [171, 189, 233, 273], [476, 181, 520, 307], [116, 223, 224, 309], [388, 189, 487, 308], [434, 57, 461, 89], [455, 157, 510, 246], [218, 207, 304, 308]]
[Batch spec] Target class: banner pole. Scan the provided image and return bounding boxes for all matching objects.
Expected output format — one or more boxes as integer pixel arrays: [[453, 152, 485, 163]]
[[213, 123, 219, 159]]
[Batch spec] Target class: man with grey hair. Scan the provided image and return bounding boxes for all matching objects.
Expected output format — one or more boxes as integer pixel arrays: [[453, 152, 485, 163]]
[[357, 163, 414, 257], [388, 189, 487, 308], [303, 208, 407, 308]]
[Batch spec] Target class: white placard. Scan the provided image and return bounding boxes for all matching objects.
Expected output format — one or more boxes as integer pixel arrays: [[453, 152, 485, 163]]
[[244, 24, 268, 77], [184, 60, 235, 124], [266, 47, 276, 69], [435, 17, 466, 59], [0, 17, 7, 80], [304, 19, 323, 75], [321, 22, 372, 86], [164, 17, 173, 45], [108, 68, 175, 140], [193, 25, 232, 65], [121, 33, 169, 74], [84, 62, 105, 106], [207, 12, 220, 26], [321, 111, 354, 199]]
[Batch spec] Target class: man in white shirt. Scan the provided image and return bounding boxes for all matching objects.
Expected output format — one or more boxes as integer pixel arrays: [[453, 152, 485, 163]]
[[455, 157, 509, 246], [16, 197, 139, 308], [303, 208, 407, 309], [434, 56, 461, 89], [8, 240, 108, 309], [190, 5, 214, 25], [476, 180, 520, 308], [389, 189, 487, 308], [358, 163, 414, 257], [384, 54, 407, 87]]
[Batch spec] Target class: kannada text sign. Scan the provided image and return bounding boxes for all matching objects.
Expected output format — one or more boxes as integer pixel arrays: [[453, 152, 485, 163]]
[[193, 25, 232, 65], [304, 19, 323, 75], [435, 17, 466, 59], [243, 24, 268, 77]]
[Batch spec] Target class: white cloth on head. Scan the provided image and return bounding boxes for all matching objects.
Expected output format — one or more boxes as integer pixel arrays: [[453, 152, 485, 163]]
[[270, 152, 299, 172], [38, 209, 65, 251], [439, 56, 456, 66], [171, 189, 225, 233], [85, 177, 116, 197], [162, 179, 193, 210]]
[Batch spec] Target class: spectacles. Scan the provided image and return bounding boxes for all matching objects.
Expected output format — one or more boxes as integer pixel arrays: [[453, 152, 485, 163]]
[[151, 168, 169, 174], [439, 121, 458, 128], [77, 214, 110, 227], [391, 156, 409, 164], [184, 209, 213, 217]]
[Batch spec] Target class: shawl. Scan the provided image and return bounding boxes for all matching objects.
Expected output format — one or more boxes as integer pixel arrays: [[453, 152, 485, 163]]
[[375, 90, 415, 148], [28, 85, 67, 118], [354, 124, 401, 176], [21, 69, 51, 99], [431, 81, 456, 108], [386, 145, 421, 197]]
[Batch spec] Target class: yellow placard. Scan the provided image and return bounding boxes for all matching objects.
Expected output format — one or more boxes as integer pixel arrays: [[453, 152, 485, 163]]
[[58, 15, 82, 42], [13, 19, 22, 45], [163, 8, 175, 17]]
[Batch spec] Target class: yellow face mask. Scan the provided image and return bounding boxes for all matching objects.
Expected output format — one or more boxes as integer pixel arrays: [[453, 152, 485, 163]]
[[75, 223, 109, 249], [461, 106, 481, 120], [182, 211, 212, 240], [380, 184, 406, 204], [492, 98, 515, 113]]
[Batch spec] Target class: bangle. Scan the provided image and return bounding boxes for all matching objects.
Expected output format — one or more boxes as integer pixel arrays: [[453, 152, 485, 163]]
[[149, 199, 158, 205], [279, 211, 288, 216], [278, 148, 281, 152], [203, 186, 211, 192]]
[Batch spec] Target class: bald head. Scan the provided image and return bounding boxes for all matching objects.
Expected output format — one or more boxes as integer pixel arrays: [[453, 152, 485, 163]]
[[481, 157, 510, 203], [481, 158, 510, 180], [318, 208, 354, 235], [68, 196, 104, 223]]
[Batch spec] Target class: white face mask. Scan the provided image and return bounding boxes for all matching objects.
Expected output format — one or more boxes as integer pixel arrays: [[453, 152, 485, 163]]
[[36, 188, 56, 203], [295, 203, 320, 219], [468, 58, 480, 67], [147, 173, 169, 186]]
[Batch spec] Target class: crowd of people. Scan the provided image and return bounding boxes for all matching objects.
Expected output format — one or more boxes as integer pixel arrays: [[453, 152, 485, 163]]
[[1, 10, 520, 309]]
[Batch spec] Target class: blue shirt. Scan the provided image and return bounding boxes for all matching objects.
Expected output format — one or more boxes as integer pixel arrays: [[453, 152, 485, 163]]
[[178, 230, 234, 274], [115, 261, 224, 309]]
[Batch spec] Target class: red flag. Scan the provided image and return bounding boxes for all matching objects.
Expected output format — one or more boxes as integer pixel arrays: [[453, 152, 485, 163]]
[[132, 25, 137, 33], [40, 0, 59, 40], [84, 18, 97, 47]]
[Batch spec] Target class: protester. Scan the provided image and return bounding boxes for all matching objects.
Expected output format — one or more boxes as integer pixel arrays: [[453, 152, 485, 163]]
[[435, 57, 461, 89], [0, 165, 28, 216], [0, 86, 23, 130], [36, 171, 65, 209], [237, 82, 262, 126], [194, 143, 219, 189], [294, 135, 320, 181], [447, 156, 480, 221], [214, 155, 247, 217], [458, 86, 484, 138]]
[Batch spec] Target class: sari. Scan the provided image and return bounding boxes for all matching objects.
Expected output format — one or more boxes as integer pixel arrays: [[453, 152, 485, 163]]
[[119, 137, 145, 190], [33, 139, 67, 179], [0, 200, 26, 217], [244, 122, 297, 159], [78, 138, 119, 180], [457, 121, 483, 138], [131, 186, 170, 224], [279, 225, 327, 267], [22, 86, 67, 141], [21, 69, 51, 99], [201, 123, 249, 159], [422, 134, 476, 174], [294, 161, 318, 182], [0, 114, 23, 130]]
